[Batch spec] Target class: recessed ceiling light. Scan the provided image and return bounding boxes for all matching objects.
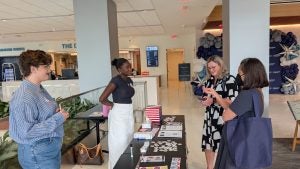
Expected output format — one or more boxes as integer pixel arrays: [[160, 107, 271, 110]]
[[2, 19, 7, 22]]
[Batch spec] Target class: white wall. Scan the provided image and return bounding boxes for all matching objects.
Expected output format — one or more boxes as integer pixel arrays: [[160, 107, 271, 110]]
[[119, 33, 197, 87]]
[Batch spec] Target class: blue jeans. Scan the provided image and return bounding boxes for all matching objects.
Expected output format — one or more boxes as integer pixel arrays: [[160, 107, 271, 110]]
[[18, 137, 62, 169]]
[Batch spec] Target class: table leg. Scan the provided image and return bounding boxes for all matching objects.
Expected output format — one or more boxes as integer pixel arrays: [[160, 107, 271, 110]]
[[96, 121, 100, 144], [292, 121, 299, 151], [95, 121, 109, 153]]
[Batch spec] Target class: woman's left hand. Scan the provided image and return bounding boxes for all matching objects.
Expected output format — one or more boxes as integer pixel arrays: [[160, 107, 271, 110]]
[[203, 87, 218, 97]]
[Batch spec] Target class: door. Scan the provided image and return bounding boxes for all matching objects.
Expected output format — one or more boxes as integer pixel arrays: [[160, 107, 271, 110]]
[[167, 49, 184, 88]]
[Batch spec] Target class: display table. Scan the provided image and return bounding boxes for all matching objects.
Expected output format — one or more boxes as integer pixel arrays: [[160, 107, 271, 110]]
[[74, 105, 107, 145], [114, 115, 186, 169], [287, 101, 300, 151]]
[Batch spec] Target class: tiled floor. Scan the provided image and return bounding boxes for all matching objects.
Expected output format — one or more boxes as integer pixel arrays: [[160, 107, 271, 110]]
[[59, 87, 299, 169]]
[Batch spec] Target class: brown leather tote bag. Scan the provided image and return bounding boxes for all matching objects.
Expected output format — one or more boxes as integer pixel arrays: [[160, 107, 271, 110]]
[[76, 143, 104, 165]]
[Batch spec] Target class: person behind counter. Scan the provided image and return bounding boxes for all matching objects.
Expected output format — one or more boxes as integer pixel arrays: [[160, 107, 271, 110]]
[[99, 58, 135, 169], [9, 50, 69, 169]]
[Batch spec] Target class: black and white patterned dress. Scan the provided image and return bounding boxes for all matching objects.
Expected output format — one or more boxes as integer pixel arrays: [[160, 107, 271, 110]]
[[201, 74, 239, 152]]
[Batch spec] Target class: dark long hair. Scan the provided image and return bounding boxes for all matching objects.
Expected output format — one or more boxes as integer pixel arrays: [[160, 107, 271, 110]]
[[239, 58, 269, 90]]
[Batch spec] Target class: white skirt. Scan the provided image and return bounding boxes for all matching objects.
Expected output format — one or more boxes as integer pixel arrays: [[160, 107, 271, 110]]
[[108, 103, 134, 169]]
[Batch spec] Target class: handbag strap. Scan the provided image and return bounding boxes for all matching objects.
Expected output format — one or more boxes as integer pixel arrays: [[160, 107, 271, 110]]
[[252, 89, 262, 118], [79, 143, 102, 159]]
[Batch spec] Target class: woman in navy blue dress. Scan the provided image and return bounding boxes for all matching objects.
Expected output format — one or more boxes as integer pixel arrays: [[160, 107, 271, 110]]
[[210, 58, 269, 169]]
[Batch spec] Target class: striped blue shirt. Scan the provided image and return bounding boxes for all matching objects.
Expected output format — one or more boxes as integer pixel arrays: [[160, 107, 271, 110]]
[[9, 80, 65, 144]]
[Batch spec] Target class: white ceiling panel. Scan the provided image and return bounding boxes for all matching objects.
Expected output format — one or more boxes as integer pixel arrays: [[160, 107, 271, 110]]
[[0, 0, 220, 42], [128, 0, 154, 10], [1, 0, 53, 16], [22, 0, 72, 15], [119, 12, 146, 26], [117, 13, 131, 27], [139, 10, 161, 25], [149, 25, 164, 34], [115, 0, 134, 12], [135, 26, 151, 34], [47, 0, 73, 12]]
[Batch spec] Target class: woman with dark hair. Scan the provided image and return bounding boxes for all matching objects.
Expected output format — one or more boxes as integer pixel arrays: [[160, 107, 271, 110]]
[[200, 56, 240, 169], [99, 58, 135, 169], [213, 58, 269, 169], [9, 50, 69, 169]]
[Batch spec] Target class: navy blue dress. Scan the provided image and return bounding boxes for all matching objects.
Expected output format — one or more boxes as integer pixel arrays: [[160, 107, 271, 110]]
[[215, 89, 264, 169]]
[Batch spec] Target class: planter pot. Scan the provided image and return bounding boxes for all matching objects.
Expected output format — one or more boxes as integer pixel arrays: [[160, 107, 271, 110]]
[[0, 116, 9, 130]]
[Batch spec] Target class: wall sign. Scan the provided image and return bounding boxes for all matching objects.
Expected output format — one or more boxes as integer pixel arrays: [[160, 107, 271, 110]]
[[62, 43, 77, 49], [0, 47, 25, 52], [146, 46, 158, 67], [178, 63, 191, 81]]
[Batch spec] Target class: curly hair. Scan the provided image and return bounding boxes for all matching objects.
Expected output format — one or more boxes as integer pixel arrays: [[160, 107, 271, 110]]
[[19, 50, 52, 77]]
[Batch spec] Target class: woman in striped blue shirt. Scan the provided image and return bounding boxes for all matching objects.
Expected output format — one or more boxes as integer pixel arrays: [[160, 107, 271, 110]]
[[9, 50, 69, 169]]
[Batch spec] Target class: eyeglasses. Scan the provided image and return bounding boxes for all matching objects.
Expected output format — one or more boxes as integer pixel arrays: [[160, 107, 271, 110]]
[[208, 66, 216, 70]]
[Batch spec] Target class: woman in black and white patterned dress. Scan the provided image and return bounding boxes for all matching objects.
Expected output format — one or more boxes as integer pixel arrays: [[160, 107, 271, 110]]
[[200, 56, 240, 169]]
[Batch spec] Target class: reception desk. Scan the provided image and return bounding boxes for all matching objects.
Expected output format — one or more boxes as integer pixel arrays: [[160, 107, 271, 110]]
[[130, 75, 160, 106]]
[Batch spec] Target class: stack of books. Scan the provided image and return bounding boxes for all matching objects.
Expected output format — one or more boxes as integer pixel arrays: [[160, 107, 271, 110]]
[[145, 105, 162, 123]]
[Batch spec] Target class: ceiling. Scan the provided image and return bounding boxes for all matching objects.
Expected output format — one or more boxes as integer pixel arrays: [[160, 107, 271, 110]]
[[0, 0, 218, 43], [0, 0, 298, 43], [203, 0, 300, 30]]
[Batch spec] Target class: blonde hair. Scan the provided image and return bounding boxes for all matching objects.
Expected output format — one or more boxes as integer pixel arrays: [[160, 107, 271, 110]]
[[205, 55, 228, 80]]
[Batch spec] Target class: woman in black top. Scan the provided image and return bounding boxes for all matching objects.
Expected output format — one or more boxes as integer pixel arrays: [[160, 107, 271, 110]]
[[99, 58, 135, 169], [213, 58, 269, 169]]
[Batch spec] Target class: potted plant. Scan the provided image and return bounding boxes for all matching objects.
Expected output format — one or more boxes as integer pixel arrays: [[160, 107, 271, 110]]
[[0, 131, 19, 169], [0, 100, 9, 130]]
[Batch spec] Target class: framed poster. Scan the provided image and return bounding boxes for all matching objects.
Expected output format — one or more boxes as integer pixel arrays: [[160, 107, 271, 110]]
[[178, 63, 191, 81], [146, 46, 158, 67]]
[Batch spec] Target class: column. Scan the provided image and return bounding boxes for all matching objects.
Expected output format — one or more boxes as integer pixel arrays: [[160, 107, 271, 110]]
[[222, 0, 270, 114], [73, 0, 119, 92]]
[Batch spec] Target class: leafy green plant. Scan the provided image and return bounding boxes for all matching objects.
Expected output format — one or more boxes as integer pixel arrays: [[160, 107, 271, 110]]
[[0, 131, 18, 167], [59, 97, 96, 118], [0, 101, 9, 119]]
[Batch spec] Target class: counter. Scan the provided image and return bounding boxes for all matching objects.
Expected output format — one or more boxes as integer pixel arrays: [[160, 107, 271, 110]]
[[130, 75, 160, 106]]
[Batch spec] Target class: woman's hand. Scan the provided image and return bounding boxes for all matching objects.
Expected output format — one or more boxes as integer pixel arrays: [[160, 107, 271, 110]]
[[202, 87, 218, 98], [57, 108, 69, 121], [200, 96, 213, 107]]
